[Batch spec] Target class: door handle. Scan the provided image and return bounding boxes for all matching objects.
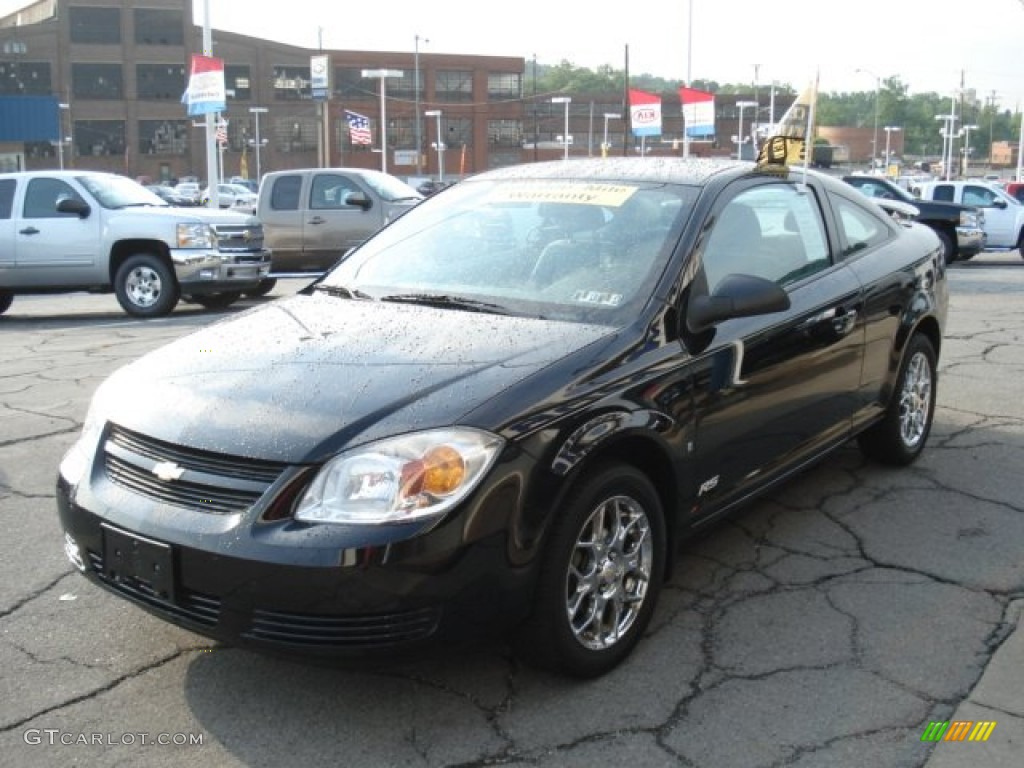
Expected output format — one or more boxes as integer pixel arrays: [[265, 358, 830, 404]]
[[308, 216, 325, 225], [19, 227, 40, 235]]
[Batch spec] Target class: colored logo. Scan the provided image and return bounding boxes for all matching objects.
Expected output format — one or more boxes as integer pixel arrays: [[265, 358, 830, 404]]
[[921, 721, 997, 743]]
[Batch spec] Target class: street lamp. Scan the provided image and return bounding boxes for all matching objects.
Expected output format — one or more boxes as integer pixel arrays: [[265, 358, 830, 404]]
[[883, 125, 901, 174], [935, 114, 956, 180], [248, 106, 268, 181], [362, 68, 403, 173], [551, 96, 571, 161], [424, 109, 444, 181], [856, 68, 880, 167], [414, 34, 429, 175], [56, 102, 70, 169], [601, 112, 620, 157], [959, 124, 979, 176], [735, 100, 757, 160]]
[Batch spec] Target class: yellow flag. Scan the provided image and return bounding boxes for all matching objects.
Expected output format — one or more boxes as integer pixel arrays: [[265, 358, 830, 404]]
[[239, 143, 249, 180], [756, 77, 818, 174]]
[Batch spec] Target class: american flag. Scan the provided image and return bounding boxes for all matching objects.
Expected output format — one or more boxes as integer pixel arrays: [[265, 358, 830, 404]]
[[345, 110, 372, 145]]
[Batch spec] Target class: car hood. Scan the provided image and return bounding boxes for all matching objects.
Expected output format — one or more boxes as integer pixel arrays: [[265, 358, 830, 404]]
[[96, 294, 615, 463]]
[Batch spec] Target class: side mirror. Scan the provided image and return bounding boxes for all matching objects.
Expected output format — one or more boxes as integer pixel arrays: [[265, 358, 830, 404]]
[[57, 198, 91, 218], [344, 190, 371, 210], [992, 199, 1008, 209], [687, 273, 791, 334]]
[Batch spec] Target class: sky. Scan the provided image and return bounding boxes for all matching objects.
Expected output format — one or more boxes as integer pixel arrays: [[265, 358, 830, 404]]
[[3, 0, 1024, 109]]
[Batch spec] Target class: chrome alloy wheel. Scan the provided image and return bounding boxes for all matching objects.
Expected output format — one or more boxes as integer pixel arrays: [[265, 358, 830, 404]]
[[565, 494, 654, 651], [125, 264, 164, 308], [899, 350, 933, 448]]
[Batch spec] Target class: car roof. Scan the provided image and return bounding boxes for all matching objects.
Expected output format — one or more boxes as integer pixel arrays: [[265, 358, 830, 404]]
[[473, 157, 758, 187]]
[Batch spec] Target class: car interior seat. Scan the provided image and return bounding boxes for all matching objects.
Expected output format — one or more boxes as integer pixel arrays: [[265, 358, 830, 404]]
[[530, 204, 607, 284]]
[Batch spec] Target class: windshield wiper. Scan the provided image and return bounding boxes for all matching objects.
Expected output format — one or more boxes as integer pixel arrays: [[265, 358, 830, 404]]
[[379, 293, 510, 315], [313, 284, 373, 300]]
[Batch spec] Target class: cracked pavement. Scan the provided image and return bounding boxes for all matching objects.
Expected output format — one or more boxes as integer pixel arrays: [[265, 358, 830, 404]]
[[1, 260, 1022, 768]]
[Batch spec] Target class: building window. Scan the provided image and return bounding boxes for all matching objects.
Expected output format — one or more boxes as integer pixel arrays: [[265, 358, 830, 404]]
[[273, 116, 317, 153], [133, 8, 184, 46], [225, 65, 251, 101], [445, 117, 472, 150], [487, 72, 520, 102], [136, 64, 185, 101], [435, 70, 472, 103], [388, 70, 420, 102], [69, 7, 121, 45], [488, 119, 521, 148], [0, 61, 51, 96], [334, 68, 372, 100], [73, 120, 126, 157], [273, 66, 311, 101], [139, 120, 189, 155], [71, 63, 123, 100]]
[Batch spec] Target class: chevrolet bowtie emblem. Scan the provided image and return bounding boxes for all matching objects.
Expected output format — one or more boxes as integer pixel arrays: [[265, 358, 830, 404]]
[[152, 461, 185, 482]]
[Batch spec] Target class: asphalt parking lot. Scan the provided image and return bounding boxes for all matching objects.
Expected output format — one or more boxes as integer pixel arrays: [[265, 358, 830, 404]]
[[1, 255, 1023, 768]]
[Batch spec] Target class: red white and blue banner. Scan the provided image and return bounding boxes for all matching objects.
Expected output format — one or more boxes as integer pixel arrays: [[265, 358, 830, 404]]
[[181, 55, 226, 116], [680, 87, 715, 138], [629, 89, 662, 137]]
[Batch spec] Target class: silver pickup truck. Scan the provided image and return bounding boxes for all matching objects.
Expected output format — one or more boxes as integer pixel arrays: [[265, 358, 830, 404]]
[[0, 171, 272, 318]]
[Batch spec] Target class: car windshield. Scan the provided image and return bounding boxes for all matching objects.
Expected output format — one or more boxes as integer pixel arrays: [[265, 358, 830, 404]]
[[78, 174, 168, 209], [319, 177, 696, 326], [358, 170, 425, 202]]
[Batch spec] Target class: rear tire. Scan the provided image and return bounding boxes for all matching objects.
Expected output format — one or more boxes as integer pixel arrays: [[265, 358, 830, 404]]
[[515, 463, 665, 678], [114, 254, 179, 318], [0, 290, 12, 315], [857, 334, 936, 465]]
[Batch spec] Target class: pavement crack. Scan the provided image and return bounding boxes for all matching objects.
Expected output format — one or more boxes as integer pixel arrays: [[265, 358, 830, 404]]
[[0, 571, 74, 620]]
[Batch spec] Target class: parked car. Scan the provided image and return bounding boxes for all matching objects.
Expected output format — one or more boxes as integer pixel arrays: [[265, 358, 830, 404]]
[[57, 158, 947, 677], [257, 167, 423, 274], [1002, 181, 1024, 203], [229, 177, 259, 194], [0, 171, 271, 318], [842, 174, 985, 263], [173, 181, 202, 205], [202, 182, 258, 213], [145, 184, 199, 207], [911, 178, 1024, 253]]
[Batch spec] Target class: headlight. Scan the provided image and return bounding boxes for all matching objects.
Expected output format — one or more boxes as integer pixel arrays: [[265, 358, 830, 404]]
[[176, 222, 216, 249], [960, 210, 982, 228], [294, 428, 504, 525]]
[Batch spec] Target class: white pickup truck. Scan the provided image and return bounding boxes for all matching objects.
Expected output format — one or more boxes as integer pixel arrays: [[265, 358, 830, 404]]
[[0, 171, 272, 318], [910, 179, 1024, 254]]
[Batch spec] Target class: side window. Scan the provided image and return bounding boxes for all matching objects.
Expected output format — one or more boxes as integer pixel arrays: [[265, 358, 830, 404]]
[[833, 197, 891, 257], [310, 174, 357, 210], [0, 179, 15, 219], [23, 179, 83, 219], [932, 185, 955, 202], [702, 183, 830, 292], [962, 186, 996, 207], [269, 175, 302, 211]]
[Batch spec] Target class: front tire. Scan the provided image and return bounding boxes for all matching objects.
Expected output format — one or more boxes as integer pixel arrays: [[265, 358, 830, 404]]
[[114, 254, 180, 318], [857, 334, 937, 465], [0, 290, 12, 315], [516, 464, 666, 678], [188, 291, 242, 310], [932, 228, 955, 265], [244, 278, 277, 298]]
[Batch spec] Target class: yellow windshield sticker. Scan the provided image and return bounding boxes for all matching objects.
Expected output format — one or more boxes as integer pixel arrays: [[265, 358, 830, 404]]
[[491, 183, 637, 207]]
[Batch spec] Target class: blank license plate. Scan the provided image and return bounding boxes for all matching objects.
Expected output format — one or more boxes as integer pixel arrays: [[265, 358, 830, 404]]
[[101, 524, 176, 602]]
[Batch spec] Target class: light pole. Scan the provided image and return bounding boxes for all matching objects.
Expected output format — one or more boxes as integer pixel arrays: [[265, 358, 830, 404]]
[[248, 107, 268, 181], [959, 124, 979, 177], [424, 109, 444, 181], [56, 102, 69, 169], [551, 96, 571, 160], [362, 68, 403, 173], [935, 114, 956, 180], [414, 34, 428, 175], [601, 112, 620, 157], [735, 100, 757, 160], [856, 68, 880, 167], [883, 125, 900, 174]]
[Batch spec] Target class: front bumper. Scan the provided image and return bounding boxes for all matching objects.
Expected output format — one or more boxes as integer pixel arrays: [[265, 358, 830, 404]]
[[55, 452, 532, 658], [956, 226, 986, 257], [171, 248, 272, 294]]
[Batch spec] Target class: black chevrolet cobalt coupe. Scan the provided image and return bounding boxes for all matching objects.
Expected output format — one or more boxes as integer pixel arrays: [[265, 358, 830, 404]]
[[58, 158, 947, 677]]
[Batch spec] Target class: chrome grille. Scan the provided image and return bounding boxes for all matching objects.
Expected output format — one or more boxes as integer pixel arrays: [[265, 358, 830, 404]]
[[216, 223, 265, 252], [103, 424, 287, 514]]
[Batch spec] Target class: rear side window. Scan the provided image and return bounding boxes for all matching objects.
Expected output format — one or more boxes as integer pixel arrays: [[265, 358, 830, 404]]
[[832, 196, 891, 257], [0, 179, 15, 219], [269, 175, 302, 211]]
